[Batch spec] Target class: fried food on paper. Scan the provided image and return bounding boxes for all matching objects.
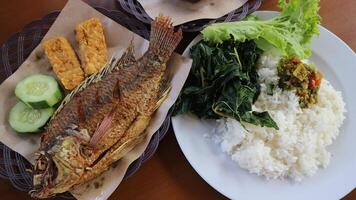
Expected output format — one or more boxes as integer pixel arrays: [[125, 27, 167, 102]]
[[75, 18, 108, 75], [31, 15, 182, 198], [42, 37, 84, 90]]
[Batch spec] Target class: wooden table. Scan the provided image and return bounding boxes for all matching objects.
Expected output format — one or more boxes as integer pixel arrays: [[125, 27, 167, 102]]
[[0, 0, 355, 199]]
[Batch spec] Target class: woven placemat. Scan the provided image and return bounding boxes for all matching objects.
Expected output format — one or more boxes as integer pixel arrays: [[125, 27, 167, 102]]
[[118, 0, 262, 32], [0, 7, 170, 198]]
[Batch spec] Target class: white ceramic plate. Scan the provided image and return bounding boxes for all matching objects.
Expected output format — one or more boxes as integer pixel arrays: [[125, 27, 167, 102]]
[[172, 11, 356, 200]]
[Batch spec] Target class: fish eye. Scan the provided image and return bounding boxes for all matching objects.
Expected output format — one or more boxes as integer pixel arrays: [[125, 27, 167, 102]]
[[36, 157, 48, 171]]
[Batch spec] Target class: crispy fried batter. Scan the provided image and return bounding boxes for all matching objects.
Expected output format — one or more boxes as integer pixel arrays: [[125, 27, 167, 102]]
[[75, 18, 108, 75], [42, 37, 85, 90]]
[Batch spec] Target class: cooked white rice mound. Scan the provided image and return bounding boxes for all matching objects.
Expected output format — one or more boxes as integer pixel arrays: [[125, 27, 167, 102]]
[[212, 54, 346, 181]]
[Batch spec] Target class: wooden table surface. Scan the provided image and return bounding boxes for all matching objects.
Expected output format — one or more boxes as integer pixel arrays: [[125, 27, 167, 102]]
[[0, 0, 355, 199]]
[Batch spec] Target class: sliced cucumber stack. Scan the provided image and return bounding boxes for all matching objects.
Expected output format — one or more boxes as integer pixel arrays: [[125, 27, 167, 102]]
[[9, 102, 54, 133], [15, 74, 62, 109]]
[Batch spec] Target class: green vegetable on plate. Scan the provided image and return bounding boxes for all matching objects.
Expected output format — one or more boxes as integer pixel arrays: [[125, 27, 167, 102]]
[[174, 39, 279, 129], [201, 0, 320, 59], [174, 0, 321, 129]]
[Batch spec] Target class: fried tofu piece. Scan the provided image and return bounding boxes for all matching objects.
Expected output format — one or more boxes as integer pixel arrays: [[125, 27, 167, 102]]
[[42, 37, 85, 90], [75, 18, 108, 75]]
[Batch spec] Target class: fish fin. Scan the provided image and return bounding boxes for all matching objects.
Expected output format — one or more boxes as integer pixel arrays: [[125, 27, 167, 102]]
[[155, 86, 171, 111], [73, 115, 150, 186], [115, 40, 136, 70], [153, 70, 172, 111], [74, 134, 145, 187], [154, 84, 171, 112], [88, 104, 118, 148], [148, 15, 182, 61], [85, 75, 123, 147]]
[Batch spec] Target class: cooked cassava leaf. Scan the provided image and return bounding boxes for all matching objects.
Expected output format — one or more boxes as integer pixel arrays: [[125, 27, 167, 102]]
[[174, 39, 279, 129], [241, 111, 279, 129]]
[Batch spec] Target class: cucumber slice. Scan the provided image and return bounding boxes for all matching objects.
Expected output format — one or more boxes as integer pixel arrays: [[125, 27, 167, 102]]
[[9, 102, 54, 133], [15, 74, 62, 109]]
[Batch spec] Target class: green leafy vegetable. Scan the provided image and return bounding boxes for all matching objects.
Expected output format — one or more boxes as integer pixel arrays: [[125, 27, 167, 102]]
[[174, 39, 278, 130], [201, 0, 320, 59]]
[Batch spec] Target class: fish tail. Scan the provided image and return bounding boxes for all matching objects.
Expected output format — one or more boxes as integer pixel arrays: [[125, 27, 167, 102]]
[[148, 15, 182, 60]]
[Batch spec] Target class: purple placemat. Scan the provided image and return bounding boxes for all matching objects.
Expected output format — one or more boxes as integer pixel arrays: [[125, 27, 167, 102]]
[[118, 0, 262, 32], [0, 7, 170, 198]]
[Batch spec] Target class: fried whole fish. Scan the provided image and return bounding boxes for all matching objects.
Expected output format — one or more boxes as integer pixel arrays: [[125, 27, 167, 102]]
[[30, 16, 182, 198]]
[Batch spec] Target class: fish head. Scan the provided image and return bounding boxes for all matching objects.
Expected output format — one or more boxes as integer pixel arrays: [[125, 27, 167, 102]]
[[31, 136, 87, 198]]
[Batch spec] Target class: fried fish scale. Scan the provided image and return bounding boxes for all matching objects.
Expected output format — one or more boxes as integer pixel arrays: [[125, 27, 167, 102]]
[[31, 16, 182, 199]]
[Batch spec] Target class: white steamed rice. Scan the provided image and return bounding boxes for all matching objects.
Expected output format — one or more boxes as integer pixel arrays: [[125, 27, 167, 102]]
[[210, 53, 346, 181]]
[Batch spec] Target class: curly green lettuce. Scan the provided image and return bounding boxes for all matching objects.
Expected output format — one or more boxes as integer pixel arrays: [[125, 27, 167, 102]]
[[201, 0, 320, 59]]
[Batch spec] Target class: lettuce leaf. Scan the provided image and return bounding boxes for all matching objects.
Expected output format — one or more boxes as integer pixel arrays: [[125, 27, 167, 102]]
[[201, 0, 320, 59]]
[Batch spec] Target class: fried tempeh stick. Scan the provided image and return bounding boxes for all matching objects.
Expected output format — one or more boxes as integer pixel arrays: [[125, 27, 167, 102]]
[[42, 37, 85, 90], [75, 18, 108, 75]]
